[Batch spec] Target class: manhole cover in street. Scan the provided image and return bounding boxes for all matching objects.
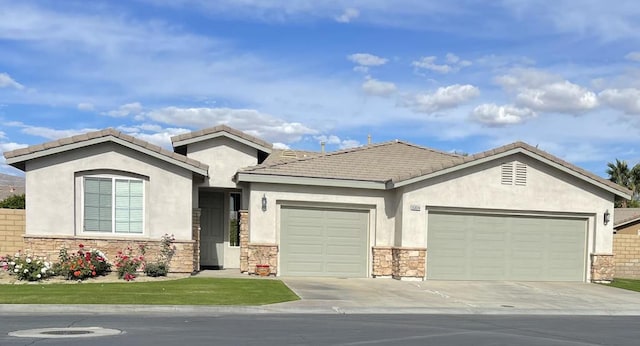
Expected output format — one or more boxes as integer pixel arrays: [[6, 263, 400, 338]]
[[9, 327, 123, 338], [42, 330, 93, 335]]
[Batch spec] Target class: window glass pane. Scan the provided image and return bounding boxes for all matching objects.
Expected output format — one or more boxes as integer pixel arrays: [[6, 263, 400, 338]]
[[84, 177, 112, 232], [129, 222, 143, 234], [114, 179, 143, 234]]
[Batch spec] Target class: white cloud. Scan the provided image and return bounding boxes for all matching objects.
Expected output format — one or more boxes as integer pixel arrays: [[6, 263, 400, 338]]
[[0, 141, 29, 175], [0, 73, 24, 90], [77, 102, 94, 111], [314, 134, 360, 149], [625, 52, 640, 62], [105, 102, 143, 117], [412, 53, 471, 74], [335, 8, 359, 23], [347, 53, 388, 67], [471, 104, 537, 126], [339, 139, 360, 149], [362, 77, 397, 97], [117, 124, 191, 148], [272, 142, 290, 150], [402, 84, 480, 114], [145, 106, 318, 143], [599, 88, 640, 115], [496, 68, 598, 113], [7, 122, 99, 140]]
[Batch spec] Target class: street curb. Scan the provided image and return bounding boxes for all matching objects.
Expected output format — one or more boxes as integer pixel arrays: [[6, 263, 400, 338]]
[[2, 304, 640, 316]]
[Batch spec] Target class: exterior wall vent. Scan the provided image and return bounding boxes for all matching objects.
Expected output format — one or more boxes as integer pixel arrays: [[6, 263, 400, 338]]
[[501, 162, 514, 185], [281, 150, 297, 158], [515, 162, 527, 186]]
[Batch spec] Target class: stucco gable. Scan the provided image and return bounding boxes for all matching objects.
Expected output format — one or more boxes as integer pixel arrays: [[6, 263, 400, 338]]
[[171, 124, 273, 154], [3, 128, 208, 176], [391, 141, 631, 199]]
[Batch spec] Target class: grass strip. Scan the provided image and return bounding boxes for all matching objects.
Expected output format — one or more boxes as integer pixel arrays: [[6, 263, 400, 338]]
[[0, 277, 299, 305]]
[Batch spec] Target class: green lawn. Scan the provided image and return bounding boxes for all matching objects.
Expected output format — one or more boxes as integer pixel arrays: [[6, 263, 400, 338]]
[[608, 278, 640, 293], [0, 278, 299, 305]]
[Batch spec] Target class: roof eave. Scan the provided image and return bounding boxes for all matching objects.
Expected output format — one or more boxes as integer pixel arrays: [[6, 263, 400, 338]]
[[6, 136, 209, 177], [389, 147, 632, 199], [236, 172, 387, 190], [172, 131, 272, 154]]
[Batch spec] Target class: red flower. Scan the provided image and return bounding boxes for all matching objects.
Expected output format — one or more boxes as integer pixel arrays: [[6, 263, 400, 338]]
[[91, 271, 96, 276], [78, 244, 84, 248], [73, 271, 81, 277]]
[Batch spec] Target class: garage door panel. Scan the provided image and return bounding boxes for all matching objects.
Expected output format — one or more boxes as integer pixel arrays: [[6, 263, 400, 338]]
[[428, 212, 586, 281], [281, 207, 368, 277]]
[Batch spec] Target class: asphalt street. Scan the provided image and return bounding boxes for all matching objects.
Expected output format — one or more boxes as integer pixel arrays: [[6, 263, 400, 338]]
[[1, 314, 639, 345]]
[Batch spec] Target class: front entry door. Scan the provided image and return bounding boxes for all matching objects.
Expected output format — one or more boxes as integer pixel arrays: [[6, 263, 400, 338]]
[[200, 191, 225, 268]]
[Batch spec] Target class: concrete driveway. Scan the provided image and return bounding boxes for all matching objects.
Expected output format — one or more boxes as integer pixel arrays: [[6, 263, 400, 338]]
[[274, 277, 640, 315]]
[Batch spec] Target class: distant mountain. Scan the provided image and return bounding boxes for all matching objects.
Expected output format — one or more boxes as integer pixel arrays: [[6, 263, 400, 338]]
[[0, 173, 25, 200]]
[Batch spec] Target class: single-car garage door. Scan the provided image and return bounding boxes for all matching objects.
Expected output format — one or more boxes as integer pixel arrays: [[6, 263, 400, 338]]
[[280, 206, 369, 277], [427, 212, 587, 281]]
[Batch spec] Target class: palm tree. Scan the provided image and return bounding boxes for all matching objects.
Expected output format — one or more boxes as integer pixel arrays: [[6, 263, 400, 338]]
[[606, 159, 640, 208]]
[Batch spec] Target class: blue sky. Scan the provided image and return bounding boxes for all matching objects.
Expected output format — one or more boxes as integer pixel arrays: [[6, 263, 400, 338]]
[[2, 0, 640, 177]]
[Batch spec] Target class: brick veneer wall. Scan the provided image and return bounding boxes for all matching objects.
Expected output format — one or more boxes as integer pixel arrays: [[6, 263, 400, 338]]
[[613, 234, 640, 279], [22, 236, 196, 273], [239, 210, 249, 273], [590, 253, 614, 282], [372, 246, 426, 280], [246, 243, 278, 275], [192, 208, 201, 272], [0, 209, 25, 256]]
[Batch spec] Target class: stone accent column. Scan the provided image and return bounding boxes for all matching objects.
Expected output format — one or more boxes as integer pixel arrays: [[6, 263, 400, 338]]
[[392, 247, 426, 280], [239, 210, 250, 273], [247, 243, 278, 275], [591, 253, 614, 282], [372, 246, 393, 277], [192, 208, 201, 273]]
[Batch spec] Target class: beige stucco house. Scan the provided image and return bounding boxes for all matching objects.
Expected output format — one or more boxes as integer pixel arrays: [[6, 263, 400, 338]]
[[3, 125, 631, 282]]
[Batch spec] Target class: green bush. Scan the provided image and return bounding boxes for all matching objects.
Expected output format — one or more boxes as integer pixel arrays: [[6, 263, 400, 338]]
[[143, 262, 168, 277], [0, 194, 25, 209]]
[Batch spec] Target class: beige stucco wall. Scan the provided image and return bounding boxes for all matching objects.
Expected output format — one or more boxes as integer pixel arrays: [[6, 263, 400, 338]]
[[400, 153, 615, 255], [24, 142, 194, 241], [186, 137, 258, 189], [248, 182, 396, 247]]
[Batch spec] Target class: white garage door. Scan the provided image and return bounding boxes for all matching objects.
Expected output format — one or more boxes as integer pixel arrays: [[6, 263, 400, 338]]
[[427, 212, 587, 281], [280, 206, 369, 277]]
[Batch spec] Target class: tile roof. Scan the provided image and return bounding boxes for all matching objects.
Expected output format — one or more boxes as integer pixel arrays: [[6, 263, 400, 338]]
[[614, 208, 640, 227], [171, 124, 273, 150], [262, 149, 321, 165], [240, 140, 631, 196], [241, 140, 463, 182], [3, 128, 209, 173]]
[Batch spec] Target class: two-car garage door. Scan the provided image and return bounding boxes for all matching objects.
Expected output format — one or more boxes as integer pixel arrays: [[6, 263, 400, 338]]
[[427, 212, 587, 281], [280, 206, 369, 277]]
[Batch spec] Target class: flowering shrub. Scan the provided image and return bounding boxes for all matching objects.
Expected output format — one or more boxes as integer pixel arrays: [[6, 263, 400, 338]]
[[144, 234, 176, 277], [1, 252, 54, 281], [115, 245, 146, 281], [55, 244, 111, 280]]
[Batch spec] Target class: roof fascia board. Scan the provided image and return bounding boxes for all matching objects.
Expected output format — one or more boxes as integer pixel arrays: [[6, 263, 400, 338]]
[[236, 172, 386, 190], [173, 131, 272, 154], [615, 217, 640, 229], [6, 136, 208, 176], [391, 148, 631, 199]]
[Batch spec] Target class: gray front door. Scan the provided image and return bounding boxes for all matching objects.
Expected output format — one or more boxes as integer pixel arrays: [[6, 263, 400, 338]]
[[427, 212, 587, 281], [200, 192, 224, 268]]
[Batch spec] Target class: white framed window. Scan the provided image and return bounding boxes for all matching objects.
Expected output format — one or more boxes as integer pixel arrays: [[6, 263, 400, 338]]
[[83, 176, 144, 234]]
